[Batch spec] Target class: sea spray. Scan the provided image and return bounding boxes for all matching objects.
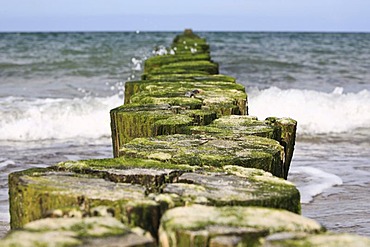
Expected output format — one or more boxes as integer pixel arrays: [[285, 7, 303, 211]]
[[0, 95, 122, 141], [249, 87, 370, 135]]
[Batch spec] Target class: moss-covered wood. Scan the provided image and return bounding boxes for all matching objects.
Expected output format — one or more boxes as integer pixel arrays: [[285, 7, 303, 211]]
[[55, 157, 197, 193], [190, 115, 279, 139], [161, 165, 300, 213], [159, 206, 369, 246], [56, 158, 300, 212], [120, 134, 285, 178], [125, 79, 244, 103], [190, 115, 297, 179], [8, 168, 162, 237], [145, 60, 219, 76], [8, 161, 301, 237], [158, 205, 324, 247], [0, 217, 155, 247], [144, 53, 210, 74], [125, 80, 247, 115], [110, 104, 217, 157], [142, 73, 236, 82], [171, 29, 210, 55], [265, 117, 297, 179]]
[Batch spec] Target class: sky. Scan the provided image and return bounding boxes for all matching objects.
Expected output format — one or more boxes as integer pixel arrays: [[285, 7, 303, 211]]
[[1, 0, 370, 32]]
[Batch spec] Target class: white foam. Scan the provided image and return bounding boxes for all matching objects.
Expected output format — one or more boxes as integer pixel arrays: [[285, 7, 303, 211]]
[[152, 46, 168, 56], [248, 87, 370, 135], [0, 95, 122, 141], [0, 159, 15, 169], [2, 86, 369, 141], [289, 166, 343, 203], [131, 57, 142, 71]]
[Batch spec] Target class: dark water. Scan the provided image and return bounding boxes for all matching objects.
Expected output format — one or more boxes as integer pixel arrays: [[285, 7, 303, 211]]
[[0, 32, 370, 237]]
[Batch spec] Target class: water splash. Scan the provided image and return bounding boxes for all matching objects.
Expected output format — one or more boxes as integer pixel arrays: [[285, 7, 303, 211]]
[[249, 87, 370, 135], [0, 95, 122, 141]]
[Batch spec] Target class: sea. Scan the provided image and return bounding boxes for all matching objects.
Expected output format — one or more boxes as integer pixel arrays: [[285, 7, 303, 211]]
[[1, 32, 370, 237]]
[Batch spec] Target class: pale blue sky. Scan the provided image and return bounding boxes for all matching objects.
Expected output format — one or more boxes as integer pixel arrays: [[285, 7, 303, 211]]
[[1, 0, 369, 32]]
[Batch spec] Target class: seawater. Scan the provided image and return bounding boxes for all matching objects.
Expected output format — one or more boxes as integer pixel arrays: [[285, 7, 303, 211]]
[[0, 32, 370, 237]]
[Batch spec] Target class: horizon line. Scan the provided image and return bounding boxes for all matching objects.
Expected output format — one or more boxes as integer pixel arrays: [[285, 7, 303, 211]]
[[1, 29, 370, 34]]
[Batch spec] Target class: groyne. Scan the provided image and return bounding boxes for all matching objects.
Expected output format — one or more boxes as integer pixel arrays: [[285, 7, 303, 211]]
[[2, 30, 370, 246]]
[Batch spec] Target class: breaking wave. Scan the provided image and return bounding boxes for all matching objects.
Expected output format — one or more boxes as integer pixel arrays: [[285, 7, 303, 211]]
[[249, 87, 370, 135], [0, 95, 122, 141]]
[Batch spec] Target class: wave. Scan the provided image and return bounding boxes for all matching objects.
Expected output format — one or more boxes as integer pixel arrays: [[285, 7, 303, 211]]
[[248, 87, 370, 135], [1, 86, 370, 141], [0, 95, 122, 141], [289, 166, 342, 204]]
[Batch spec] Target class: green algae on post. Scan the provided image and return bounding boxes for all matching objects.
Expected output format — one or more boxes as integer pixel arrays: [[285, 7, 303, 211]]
[[171, 29, 210, 54], [161, 165, 300, 213], [110, 104, 191, 157], [144, 53, 211, 74], [7, 165, 300, 243], [158, 205, 324, 247], [142, 73, 236, 82], [110, 104, 217, 157], [120, 134, 285, 178], [189, 115, 298, 178], [0, 217, 155, 247], [146, 60, 219, 76], [8, 168, 161, 235], [265, 117, 297, 179], [55, 157, 198, 193], [190, 115, 279, 140], [125, 80, 247, 115], [56, 159, 300, 213]]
